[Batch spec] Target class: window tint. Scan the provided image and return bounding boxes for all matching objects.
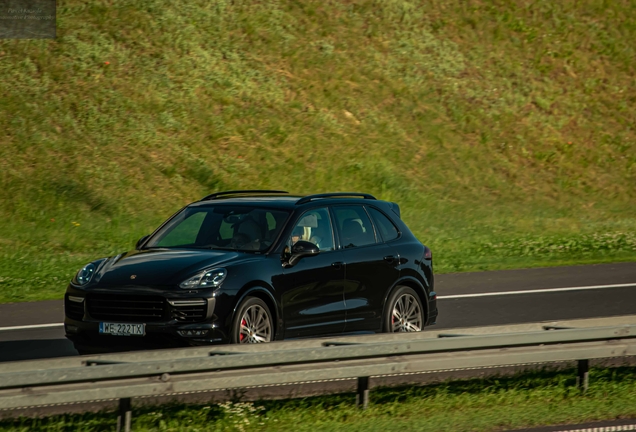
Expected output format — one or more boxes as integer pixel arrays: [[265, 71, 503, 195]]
[[156, 211, 206, 247], [218, 218, 234, 240], [332, 206, 376, 249], [147, 206, 289, 251], [289, 207, 334, 251], [368, 207, 399, 242]]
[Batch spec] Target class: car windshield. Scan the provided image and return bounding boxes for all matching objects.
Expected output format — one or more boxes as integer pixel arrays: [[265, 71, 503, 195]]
[[144, 205, 291, 252]]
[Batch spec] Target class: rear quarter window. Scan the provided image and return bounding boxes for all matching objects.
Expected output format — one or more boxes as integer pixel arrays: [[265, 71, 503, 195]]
[[368, 207, 399, 242]]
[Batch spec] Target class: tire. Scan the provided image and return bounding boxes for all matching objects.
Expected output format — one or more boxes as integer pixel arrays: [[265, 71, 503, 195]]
[[231, 297, 274, 344], [383, 286, 424, 333]]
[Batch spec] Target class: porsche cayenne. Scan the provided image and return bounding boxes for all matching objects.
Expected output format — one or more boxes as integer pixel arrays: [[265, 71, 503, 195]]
[[64, 191, 437, 353]]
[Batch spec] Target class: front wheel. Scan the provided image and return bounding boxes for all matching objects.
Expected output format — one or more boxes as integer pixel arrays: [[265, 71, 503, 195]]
[[231, 297, 274, 344], [383, 286, 424, 333]]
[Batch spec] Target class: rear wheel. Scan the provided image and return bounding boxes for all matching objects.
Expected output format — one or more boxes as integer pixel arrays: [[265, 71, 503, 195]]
[[383, 286, 424, 333], [231, 297, 274, 344]]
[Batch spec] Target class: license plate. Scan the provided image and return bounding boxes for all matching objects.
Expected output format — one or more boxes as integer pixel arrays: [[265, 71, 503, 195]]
[[99, 322, 146, 337]]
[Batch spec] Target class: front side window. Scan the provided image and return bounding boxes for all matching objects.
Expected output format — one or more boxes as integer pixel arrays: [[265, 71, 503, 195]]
[[145, 206, 290, 252], [288, 207, 335, 252], [332, 205, 377, 249]]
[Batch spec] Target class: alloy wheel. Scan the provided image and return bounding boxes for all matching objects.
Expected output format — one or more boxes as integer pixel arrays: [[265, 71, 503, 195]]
[[391, 293, 422, 332], [238, 304, 272, 343]]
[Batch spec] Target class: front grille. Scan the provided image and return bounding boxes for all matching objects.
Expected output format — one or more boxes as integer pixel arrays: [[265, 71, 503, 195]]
[[65, 296, 84, 320], [169, 299, 207, 323], [87, 294, 166, 322]]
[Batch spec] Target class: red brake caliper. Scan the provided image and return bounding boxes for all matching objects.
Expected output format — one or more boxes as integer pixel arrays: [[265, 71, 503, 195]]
[[240, 318, 247, 341]]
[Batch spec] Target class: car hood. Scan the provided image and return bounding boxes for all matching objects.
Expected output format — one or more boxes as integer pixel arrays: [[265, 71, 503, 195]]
[[91, 248, 248, 288]]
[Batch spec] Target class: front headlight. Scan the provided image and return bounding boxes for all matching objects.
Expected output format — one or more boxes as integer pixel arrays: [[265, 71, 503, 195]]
[[179, 268, 227, 289], [73, 263, 96, 286]]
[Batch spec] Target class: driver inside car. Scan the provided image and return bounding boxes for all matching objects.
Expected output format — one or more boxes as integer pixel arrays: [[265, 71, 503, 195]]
[[230, 217, 263, 250], [290, 226, 304, 245]]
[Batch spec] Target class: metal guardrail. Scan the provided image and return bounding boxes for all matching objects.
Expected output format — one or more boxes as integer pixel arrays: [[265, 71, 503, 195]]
[[2, 324, 636, 431]]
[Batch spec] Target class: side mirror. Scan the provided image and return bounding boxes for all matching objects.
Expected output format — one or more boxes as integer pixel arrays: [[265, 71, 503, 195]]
[[287, 241, 319, 266], [136, 235, 150, 250]]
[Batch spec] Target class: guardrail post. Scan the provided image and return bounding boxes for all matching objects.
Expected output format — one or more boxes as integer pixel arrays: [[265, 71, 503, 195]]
[[577, 359, 589, 392], [356, 376, 369, 409], [116, 397, 132, 432]]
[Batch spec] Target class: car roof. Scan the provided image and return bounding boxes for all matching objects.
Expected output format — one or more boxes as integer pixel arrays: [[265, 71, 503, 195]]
[[186, 191, 386, 211], [188, 195, 302, 210]]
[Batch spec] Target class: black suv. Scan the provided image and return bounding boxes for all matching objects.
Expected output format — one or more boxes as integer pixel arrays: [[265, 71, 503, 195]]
[[64, 191, 437, 353]]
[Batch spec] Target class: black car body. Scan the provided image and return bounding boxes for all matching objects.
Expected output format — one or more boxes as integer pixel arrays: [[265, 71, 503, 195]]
[[64, 191, 437, 352]]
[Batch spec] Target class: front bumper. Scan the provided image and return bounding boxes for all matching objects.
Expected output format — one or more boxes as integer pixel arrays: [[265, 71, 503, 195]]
[[63, 285, 233, 350], [64, 317, 230, 351]]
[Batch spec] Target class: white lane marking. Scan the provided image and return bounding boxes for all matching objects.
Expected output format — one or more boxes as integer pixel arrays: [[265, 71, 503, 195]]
[[555, 425, 636, 432], [0, 323, 64, 332], [438, 282, 636, 300]]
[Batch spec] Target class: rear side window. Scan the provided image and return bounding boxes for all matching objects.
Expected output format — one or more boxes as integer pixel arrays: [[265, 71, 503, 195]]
[[368, 207, 399, 242], [332, 206, 376, 248]]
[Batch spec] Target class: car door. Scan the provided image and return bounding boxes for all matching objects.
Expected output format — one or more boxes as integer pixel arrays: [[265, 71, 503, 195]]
[[332, 205, 400, 333], [280, 207, 346, 339]]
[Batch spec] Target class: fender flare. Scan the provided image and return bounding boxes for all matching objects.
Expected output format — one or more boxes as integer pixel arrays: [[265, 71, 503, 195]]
[[232, 284, 281, 338], [382, 276, 430, 324]]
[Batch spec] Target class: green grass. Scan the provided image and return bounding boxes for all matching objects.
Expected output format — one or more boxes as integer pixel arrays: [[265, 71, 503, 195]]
[[0, 0, 635, 303], [3, 366, 636, 431]]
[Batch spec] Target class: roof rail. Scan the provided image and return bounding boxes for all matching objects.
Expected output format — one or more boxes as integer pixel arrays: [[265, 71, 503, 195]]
[[200, 190, 289, 201], [296, 192, 376, 205]]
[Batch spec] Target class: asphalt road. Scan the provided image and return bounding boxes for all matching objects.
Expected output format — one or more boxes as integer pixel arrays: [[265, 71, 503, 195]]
[[0, 261, 634, 363]]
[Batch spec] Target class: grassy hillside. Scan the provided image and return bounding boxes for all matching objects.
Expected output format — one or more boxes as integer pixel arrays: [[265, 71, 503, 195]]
[[1, 0, 635, 303]]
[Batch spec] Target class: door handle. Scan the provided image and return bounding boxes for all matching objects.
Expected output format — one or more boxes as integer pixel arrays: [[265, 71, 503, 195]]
[[331, 262, 343, 269], [383, 256, 396, 263]]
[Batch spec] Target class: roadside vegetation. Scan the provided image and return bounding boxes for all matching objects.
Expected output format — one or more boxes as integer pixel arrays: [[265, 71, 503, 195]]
[[3, 366, 636, 431], [1, 0, 635, 303]]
